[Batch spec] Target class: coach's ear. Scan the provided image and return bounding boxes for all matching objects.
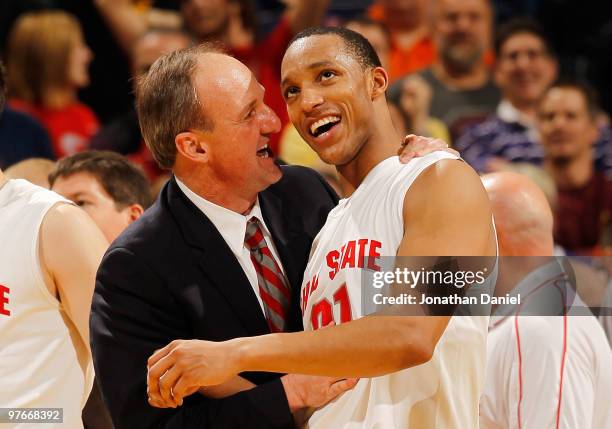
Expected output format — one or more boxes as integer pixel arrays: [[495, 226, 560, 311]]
[[370, 66, 389, 100], [175, 131, 210, 163]]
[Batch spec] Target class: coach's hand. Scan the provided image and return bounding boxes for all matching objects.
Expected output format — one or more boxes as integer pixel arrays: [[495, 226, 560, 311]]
[[281, 373, 358, 412], [147, 339, 239, 408], [398, 134, 458, 163]]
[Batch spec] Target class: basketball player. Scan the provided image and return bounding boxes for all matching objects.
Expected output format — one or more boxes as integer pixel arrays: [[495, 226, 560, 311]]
[[147, 27, 497, 428]]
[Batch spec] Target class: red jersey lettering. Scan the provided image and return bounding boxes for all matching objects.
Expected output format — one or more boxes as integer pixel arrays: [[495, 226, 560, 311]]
[[0, 284, 10, 317]]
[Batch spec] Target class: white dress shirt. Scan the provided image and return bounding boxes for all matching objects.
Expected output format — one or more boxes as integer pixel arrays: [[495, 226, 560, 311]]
[[176, 178, 287, 314]]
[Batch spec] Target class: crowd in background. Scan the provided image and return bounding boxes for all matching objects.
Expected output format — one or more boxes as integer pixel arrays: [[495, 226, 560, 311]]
[[0, 0, 610, 257]]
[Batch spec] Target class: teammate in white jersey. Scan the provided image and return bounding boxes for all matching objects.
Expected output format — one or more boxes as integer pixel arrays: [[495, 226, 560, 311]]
[[480, 172, 612, 429], [147, 27, 497, 428], [0, 171, 108, 429]]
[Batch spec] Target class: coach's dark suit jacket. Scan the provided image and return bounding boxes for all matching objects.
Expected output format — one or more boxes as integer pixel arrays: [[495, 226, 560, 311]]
[[91, 166, 338, 429]]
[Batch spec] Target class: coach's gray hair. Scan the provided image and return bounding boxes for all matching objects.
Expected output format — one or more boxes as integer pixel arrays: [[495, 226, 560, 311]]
[[136, 44, 220, 170]]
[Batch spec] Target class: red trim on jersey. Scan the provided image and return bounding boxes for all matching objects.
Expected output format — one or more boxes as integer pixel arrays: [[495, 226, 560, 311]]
[[515, 315, 524, 429], [554, 283, 569, 429], [513, 279, 569, 429]]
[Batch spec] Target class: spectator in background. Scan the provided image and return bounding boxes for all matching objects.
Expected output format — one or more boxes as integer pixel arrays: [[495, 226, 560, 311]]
[[366, 0, 434, 80], [5, 158, 56, 188], [539, 82, 612, 254], [90, 29, 191, 182], [345, 16, 391, 71], [6, 11, 99, 159], [456, 18, 558, 172], [397, 74, 450, 142], [49, 150, 152, 243], [388, 0, 500, 141], [456, 19, 612, 177], [0, 59, 54, 169]]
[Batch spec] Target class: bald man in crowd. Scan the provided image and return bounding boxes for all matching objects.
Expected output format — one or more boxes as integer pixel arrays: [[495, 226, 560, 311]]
[[480, 172, 612, 428]]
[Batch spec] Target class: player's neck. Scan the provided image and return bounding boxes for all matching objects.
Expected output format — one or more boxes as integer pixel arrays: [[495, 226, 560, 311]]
[[0, 170, 7, 190], [337, 110, 400, 195]]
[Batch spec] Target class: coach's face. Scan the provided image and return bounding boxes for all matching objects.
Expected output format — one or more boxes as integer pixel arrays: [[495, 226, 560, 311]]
[[281, 35, 377, 166], [193, 54, 282, 194]]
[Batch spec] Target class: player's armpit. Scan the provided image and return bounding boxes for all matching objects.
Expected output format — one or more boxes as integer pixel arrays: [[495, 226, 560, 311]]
[[39, 203, 108, 351]]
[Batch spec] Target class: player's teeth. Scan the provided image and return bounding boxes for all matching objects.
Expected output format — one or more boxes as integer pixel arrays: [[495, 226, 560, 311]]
[[310, 116, 340, 135]]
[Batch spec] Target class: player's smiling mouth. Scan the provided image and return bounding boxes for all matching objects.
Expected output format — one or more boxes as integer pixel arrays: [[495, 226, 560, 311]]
[[309, 115, 341, 138]]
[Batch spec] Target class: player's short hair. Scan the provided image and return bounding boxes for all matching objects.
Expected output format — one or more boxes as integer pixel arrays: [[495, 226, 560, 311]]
[[494, 17, 555, 58], [545, 80, 600, 120], [136, 44, 221, 170], [288, 26, 382, 70], [0, 60, 5, 114], [48, 151, 153, 209]]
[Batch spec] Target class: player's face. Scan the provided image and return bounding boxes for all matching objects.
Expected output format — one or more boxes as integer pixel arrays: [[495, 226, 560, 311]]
[[51, 172, 133, 242], [194, 55, 282, 195], [538, 87, 597, 162], [495, 33, 557, 106], [281, 35, 376, 166]]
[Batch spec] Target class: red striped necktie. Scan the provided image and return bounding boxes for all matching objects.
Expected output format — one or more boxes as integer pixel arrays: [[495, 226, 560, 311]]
[[244, 217, 291, 332]]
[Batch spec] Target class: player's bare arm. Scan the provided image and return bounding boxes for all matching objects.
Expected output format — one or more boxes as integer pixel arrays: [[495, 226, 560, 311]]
[[147, 158, 496, 406], [39, 203, 108, 357]]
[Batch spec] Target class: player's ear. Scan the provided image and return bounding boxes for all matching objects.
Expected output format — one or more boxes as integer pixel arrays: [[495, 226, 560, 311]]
[[370, 66, 388, 100], [175, 130, 210, 163]]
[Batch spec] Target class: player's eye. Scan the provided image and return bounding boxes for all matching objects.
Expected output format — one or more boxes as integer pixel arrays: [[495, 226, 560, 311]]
[[285, 86, 300, 99], [320, 70, 336, 81]]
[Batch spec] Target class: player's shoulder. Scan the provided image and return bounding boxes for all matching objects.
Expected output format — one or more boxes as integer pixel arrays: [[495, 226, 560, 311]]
[[371, 152, 462, 188], [43, 202, 105, 245], [407, 153, 483, 197]]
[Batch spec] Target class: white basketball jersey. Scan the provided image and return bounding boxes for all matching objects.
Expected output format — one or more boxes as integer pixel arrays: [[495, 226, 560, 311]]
[[301, 153, 491, 429], [0, 179, 93, 428]]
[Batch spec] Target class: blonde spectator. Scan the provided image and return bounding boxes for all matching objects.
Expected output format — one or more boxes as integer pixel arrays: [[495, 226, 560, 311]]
[[6, 11, 99, 159]]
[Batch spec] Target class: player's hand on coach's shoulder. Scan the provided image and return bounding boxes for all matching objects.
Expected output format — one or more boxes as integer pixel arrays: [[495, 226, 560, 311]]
[[398, 134, 458, 163]]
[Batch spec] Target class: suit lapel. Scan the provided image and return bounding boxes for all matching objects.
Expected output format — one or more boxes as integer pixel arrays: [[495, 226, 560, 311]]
[[165, 178, 270, 336]]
